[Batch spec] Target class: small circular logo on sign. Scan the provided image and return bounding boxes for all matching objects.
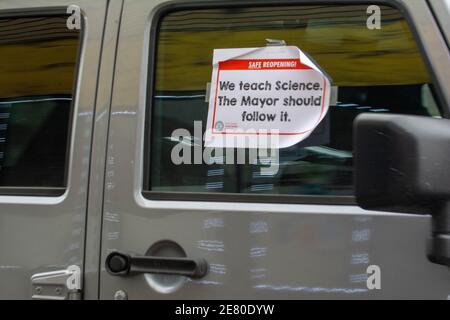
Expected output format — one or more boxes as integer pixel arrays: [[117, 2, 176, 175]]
[[215, 121, 224, 131]]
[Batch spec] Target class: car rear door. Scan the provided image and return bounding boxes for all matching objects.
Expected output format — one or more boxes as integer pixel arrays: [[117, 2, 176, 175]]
[[99, 0, 450, 299], [0, 0, 106, 299]]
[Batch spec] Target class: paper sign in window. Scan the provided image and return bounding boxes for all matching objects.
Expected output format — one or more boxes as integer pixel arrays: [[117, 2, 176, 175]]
[[204, 46, 331, 149]]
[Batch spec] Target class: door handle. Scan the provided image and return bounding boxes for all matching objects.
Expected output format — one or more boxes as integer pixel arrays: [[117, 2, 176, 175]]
[[105, 251, 208, 279]]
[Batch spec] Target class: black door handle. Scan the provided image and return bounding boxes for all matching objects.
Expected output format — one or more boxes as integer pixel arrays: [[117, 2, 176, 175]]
[[105, 251, 208, 279]]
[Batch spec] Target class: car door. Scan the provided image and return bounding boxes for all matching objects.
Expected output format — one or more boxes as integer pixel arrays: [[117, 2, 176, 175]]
[[0, 0, 106, 299], [429, 0, 450, 46], [100, 0, 450, 299]]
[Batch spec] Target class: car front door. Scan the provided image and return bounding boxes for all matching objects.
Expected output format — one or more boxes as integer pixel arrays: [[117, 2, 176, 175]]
[[99, 0, 450, 299]]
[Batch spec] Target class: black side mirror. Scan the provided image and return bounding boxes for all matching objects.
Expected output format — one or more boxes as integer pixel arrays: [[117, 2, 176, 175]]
[[354, 113, 450, 266]]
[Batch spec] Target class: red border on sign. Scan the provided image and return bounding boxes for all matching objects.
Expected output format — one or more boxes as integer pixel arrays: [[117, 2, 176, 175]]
[[211, 58, 327, 136]]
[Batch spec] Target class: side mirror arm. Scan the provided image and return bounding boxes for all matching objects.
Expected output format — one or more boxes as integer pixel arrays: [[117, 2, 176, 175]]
[[428, 203, 450, 266]]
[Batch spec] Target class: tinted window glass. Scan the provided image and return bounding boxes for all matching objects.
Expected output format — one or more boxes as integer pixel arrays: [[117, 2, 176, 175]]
[[148, 5, 440, 197], [0, 16, 80, 189]]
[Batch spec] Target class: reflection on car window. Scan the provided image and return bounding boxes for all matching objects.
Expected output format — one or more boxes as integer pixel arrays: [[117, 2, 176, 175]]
[[0, 16, 80, 189], [148, 5, 441, 197]]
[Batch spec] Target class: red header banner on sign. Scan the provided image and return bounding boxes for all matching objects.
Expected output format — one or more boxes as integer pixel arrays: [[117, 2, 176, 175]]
[[218, 59, 311, 71]]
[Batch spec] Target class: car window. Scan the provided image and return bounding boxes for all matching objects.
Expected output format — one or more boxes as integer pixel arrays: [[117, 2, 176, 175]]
[[146, 4, 441, 198], [0, 15, 80, 191]]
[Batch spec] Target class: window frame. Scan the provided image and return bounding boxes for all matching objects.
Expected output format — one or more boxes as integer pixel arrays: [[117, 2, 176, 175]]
[[143, 0, 448, 205], [0, 8, 84, 197]]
